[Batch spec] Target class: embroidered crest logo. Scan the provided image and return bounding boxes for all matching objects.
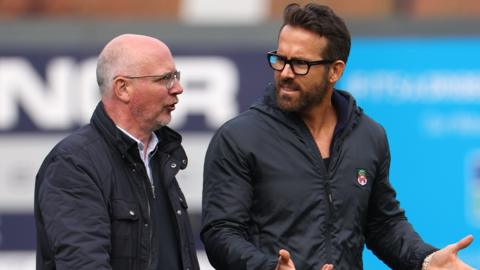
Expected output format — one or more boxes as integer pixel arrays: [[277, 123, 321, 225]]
[[357, 169, 368, 186]]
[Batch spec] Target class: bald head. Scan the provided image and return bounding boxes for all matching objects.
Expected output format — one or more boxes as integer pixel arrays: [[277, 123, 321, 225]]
[[96, 34, 173, 95]]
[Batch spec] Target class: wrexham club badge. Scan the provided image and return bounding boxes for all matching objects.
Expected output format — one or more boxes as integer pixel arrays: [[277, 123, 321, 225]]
[[357, 169, 368, 186]]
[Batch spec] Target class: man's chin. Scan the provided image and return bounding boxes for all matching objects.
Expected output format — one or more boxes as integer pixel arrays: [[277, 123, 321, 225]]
[[277, 97, 300, 112], [153, 117, 171, 130]]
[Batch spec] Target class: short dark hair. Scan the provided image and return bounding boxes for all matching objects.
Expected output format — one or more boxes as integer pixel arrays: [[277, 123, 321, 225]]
[[282, 3, 351, 63]]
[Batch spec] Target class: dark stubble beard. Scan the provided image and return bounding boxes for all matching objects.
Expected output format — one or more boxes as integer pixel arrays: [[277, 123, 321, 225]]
[[275, 74, 329, 113]]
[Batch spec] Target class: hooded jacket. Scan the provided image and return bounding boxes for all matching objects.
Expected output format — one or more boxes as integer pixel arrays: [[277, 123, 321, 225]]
[[34, 102, 200, 270], [201, 84, 436, 270]]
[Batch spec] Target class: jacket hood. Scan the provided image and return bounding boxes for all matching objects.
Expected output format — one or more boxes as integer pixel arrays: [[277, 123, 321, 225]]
[[250, 83, 362, 140]]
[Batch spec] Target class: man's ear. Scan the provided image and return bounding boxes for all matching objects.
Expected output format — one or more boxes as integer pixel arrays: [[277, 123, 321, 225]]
[[328, 60, 346, 84], [112, 77, 131, 102]]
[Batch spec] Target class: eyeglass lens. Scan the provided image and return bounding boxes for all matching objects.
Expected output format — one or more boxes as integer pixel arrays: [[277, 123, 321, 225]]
[[166, 71, 180, 89], [269, 54, 309, 75]]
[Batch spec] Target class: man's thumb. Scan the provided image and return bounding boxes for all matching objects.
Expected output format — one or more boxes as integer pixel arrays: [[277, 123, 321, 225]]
[[278, 249, 291, 264], [454, 235, 474, 252]]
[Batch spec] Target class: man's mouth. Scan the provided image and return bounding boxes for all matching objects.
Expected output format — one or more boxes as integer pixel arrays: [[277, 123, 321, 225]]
[[279, 82, 299, 93], [280, 85, 297, 92], [167, 102, 177, 111]]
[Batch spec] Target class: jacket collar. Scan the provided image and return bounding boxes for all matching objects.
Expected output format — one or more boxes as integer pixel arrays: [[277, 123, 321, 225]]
[[90, 102, 188, 169]]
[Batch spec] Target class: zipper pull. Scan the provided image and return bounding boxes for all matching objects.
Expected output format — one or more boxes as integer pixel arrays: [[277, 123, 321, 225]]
[[151, 184, 156, 199], [328, 193, 333, 203]]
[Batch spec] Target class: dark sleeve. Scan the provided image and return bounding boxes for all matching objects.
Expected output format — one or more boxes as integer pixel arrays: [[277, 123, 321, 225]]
[[201, 128, 278, 270], [365, 130, 437, 270], [37, 154, 111, 270]]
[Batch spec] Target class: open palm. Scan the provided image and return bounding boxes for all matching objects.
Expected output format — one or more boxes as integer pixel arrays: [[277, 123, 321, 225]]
[[428, 235, 475, 270]]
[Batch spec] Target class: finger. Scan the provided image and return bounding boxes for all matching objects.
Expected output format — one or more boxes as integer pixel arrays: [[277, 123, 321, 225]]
[[453, 235, 474, 252], [278, 249, 291, 264], [321, 264, 334, 270]]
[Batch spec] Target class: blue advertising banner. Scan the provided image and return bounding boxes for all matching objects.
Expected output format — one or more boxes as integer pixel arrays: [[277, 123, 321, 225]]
[[0, 37, 479, 269], [339, 38, 480, 268]]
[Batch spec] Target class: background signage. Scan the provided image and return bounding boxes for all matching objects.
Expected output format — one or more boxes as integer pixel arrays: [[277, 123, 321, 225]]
[[0, 38, 479, 269]]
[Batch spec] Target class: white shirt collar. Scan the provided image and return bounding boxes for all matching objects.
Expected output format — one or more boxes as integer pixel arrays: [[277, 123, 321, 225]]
[[116, 126, 159, 183]]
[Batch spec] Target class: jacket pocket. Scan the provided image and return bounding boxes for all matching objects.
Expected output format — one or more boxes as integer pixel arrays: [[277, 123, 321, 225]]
[[111, 199, 139, 259]]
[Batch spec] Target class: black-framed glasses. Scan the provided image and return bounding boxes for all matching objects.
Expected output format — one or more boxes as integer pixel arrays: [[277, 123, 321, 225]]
[[267, 51, 334, 75], [114, 70, 180, 90]]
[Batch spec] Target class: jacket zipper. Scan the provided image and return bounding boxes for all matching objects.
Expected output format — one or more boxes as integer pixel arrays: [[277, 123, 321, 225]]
[[324, 179, 334, 263], [324, 140, 343, 264], [302, 124, 336, 263], [137, 163, 153, 269], [144, 182, 153, 268], [146, 154, 169, 268]]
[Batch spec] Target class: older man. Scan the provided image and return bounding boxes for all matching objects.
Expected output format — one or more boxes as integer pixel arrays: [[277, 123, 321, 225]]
[[34, 34, 199, 270]]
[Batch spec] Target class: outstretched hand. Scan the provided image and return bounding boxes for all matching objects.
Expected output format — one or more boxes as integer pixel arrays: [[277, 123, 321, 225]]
[[428, 235, 475, 270], [274, 249, 334, 270]]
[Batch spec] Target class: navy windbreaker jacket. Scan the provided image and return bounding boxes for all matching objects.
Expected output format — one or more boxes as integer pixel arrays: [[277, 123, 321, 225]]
[[201, 84, 437, 270]]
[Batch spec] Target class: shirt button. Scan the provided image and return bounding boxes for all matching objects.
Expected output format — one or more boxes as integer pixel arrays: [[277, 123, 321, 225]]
[[144, 223, 149, 227], [176, 210, 182, 215], [171, 163, 177, 168], [179, 197, 183, 202], [129, 210, 135, 216]]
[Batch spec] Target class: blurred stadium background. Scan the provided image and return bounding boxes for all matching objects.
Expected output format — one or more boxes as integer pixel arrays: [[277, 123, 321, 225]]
[[1, 0, 480, 269]]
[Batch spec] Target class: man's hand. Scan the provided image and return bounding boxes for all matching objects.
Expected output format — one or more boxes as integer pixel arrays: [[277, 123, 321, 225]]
[[275, 249, 295, 270], [428, 235, 475, 270], [274, 249, 334, 270]]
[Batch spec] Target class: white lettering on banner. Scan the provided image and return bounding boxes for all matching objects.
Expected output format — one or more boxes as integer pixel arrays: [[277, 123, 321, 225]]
[[170, 57, 239, 129], [0, 57, 78, 129], [0, 56, 239, 131], [345, 70, 480, 103]]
